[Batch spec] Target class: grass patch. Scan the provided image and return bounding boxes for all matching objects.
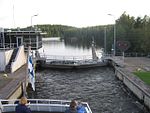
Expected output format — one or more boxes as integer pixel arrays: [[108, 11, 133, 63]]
[[134, 72, 150, 85]]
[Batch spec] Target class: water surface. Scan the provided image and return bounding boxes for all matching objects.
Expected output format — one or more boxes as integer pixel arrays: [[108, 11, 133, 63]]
[[28, 67, 148, 113], [28, 38, 148, 113]]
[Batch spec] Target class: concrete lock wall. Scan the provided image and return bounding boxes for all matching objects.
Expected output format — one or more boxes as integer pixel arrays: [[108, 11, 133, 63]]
[[115, 69, 123, 81], [0, 51, 6, 71], [8, 84, 22, 99], [115, 67, 150, 110], [11, 45, 26, 73], [0, 50, 13, 71], [5, 50, 14, 66], [123, 76, 144, 100], [144, 94, 150, 109]]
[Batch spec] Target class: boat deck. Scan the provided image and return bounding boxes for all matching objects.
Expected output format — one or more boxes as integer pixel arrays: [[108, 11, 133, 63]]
[[5, 111, 64, 113], [0, 99, 92, 113]]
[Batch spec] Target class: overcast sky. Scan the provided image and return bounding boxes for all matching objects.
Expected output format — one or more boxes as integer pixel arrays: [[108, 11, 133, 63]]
[[0, 0, 150, 28]]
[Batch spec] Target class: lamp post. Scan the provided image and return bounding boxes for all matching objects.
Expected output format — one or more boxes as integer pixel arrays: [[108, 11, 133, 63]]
[[104, 26, 107, 54], [108, 14, 116, 56], [31, 14, 38, 30]]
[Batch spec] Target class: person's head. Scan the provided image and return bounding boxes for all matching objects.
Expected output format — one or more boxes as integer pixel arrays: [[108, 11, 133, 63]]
[[20, 97, 28, 105], [70, 100, 77, 109]]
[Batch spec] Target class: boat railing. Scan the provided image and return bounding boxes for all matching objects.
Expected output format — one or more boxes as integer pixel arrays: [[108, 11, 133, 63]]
[[0, 43, 17, 50], [39, 54, 94, 61], [37, 53, 106, 65], [0, 99, 92, 113]]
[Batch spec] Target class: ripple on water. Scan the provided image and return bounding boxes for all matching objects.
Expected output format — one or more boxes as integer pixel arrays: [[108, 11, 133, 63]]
[[27, 67, 149, 113]]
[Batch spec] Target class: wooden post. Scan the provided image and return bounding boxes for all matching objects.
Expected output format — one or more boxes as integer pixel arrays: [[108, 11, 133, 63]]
[[122, 51, 125, 63]]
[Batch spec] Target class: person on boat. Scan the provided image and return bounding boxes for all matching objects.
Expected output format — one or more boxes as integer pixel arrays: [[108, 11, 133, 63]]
[[65, 100, 78, 113], [77, 102, 87, 113], [15, 97, 31, 113]]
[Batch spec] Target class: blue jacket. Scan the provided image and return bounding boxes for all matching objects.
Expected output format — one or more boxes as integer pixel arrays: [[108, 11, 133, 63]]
[[15, 104, 31, 113], [65, 108, 78, 113], [77, 105, 87, 113]]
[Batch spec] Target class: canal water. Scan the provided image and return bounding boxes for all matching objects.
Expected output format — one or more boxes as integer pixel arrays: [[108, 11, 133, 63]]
[[28, 38, 149, 113]]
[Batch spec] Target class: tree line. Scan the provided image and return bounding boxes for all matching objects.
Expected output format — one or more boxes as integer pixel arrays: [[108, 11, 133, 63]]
[[35, 12, 150, 55]]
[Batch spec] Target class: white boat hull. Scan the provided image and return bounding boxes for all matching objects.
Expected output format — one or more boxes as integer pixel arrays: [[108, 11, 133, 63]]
[[37, 59, 108, 69], [0, 99, 92, 113]]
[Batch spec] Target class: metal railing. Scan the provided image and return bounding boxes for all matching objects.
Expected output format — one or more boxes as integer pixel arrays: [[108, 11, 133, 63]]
[[0, 41, 42, 50], [39, 54, 93, 61], [0, 99, 92, 113], [0, 43, 17, 50]]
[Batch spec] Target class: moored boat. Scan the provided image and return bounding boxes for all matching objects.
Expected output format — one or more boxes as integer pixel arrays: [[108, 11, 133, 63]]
[[38, 59, 108, 69], [36, 40, 108, 69]]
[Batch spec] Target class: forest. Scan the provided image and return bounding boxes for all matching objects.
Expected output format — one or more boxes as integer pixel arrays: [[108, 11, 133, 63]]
[[34, 12, 150, 55]]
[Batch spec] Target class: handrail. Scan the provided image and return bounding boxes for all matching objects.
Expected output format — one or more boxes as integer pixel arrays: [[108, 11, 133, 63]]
[[39, 54, 94, 61], [0, 99, 92, 113], [0, 43, 17, 50]]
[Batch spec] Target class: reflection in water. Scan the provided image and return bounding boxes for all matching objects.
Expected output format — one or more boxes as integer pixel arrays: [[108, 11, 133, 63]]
[[39, 38, 102, 57], [28, 67, 148, 113]]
